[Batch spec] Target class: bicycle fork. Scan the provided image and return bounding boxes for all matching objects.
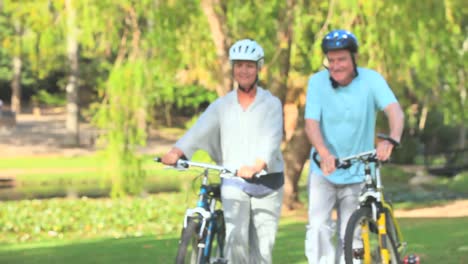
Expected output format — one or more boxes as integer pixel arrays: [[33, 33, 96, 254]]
[[361, 211, 391, 264], [377, 212, 391, 264]]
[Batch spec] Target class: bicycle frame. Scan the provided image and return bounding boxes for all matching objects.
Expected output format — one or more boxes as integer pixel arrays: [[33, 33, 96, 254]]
[[338, 150, 407, 264], [184, 167, 222, 260], [155, 158, 233, 264], [367, 160, 406, 263]]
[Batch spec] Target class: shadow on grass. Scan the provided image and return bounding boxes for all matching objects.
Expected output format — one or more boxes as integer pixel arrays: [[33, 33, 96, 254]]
[[0, 236, 179, 264]]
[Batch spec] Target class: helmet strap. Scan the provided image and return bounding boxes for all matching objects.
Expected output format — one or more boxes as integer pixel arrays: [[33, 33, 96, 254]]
[[238, 75, 258, 93], [351, 53, 359, 78]]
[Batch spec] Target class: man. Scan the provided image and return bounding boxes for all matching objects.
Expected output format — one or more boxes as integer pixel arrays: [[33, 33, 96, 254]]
[[304, 29, 404, 264], [162, 39, 284, 264]]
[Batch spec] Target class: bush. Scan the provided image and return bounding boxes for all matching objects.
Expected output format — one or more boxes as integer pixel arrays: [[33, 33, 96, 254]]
[[0, 173, 181, 201], [31, 90, 66, 107]]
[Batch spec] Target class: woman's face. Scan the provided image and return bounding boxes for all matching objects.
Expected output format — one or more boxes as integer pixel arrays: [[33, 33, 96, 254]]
[[233, 60, 258, 88]]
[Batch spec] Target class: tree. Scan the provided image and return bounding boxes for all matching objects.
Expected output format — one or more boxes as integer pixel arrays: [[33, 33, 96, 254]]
[[10, 19, 22, 113], [200, 0, 232, 96], [64, 0, 80, 145]]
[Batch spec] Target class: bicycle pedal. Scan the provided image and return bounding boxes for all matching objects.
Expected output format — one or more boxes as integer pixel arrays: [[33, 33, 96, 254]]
[[353, 248, 364, 259], [403, 254, 420, 264]]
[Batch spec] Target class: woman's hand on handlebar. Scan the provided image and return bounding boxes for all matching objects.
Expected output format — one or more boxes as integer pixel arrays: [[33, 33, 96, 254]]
[[237, 165, 258, 179], [161, 147, 185, 165]]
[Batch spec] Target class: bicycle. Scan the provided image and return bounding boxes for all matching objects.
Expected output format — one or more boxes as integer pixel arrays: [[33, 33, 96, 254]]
[[312, 135, 407, 264], [154, 158, 236, 264]]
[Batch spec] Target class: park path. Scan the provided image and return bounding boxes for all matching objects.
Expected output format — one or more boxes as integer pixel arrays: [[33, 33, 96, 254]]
[[394, 199, 468, 218], [282, 199, 468, 220], [0, 110, 175, 157]]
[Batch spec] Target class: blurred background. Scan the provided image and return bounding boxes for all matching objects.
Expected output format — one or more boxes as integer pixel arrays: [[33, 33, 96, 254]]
[[0, 0, 466, 263]]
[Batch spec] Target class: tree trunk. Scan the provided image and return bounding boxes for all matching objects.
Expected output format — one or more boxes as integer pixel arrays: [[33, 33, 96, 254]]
[[64, 0, 80, 146], [11, 57, 21, 114], [458, 69, 466, 150], [266, 0, 306, 210], [268, 0, 294, 102], [200, 0, 232, 96], [11, 20, 22, 114], [282, 107, 311, 210]]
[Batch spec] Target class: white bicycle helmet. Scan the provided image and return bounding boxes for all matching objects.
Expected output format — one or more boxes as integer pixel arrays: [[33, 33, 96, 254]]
[[229, 39, 264, 69]]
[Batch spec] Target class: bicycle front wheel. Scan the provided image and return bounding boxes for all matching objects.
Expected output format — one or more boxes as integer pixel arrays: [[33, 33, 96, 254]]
[[344, 207, 400, 264], [206, 210, 226, 263], [175, 218, 203, 264]]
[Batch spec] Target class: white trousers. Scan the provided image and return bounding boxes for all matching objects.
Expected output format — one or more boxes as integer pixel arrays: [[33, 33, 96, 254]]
[[221, 185, 284, 264], [305, 172, 362, 264]]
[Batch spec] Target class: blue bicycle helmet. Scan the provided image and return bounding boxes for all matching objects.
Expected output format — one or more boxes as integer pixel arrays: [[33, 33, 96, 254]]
[[321, 30, 358, 53]]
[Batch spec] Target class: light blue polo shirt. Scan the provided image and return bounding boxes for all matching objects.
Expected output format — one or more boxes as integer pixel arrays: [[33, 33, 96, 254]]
[[305, 67, 397, 184]]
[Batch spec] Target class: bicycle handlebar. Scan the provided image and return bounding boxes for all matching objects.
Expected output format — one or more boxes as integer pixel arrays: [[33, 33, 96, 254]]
[[154, 157, 266, 178], [312, 150, 378, 169], [311, 133, 397, 169]]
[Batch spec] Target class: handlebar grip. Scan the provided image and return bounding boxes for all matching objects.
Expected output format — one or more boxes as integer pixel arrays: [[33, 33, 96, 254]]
[[336, 160, 352, 169], [312, 152, 342, 168], [154, 157, 189, 168], [176, 159, 189, 168], [312, 152, 321, 167], [231, 170, 266, 179]]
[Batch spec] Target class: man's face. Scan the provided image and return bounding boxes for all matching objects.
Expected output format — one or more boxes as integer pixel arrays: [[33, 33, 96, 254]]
[[233, 60, 258, 88], [326, 49, 355, 86]]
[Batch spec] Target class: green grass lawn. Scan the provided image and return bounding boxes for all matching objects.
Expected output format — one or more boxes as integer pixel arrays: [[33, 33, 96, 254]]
[[0, 216, 467, 263], [0, 153, 204, 199], [0, 192, 467, 264]]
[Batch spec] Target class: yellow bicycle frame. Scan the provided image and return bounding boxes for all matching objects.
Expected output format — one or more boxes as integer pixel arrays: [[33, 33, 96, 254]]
[[361, 221, 372, 264], [360, 199, 404, 264], [377, 212, 390, 263]]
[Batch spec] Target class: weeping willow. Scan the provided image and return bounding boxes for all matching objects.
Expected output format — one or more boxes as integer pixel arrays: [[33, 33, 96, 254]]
[[95, 60, 149, 197]]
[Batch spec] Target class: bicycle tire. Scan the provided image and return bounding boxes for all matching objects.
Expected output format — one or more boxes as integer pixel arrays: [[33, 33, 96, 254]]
[[175, 218, 204, 264], [344, 206, 400, 264], [385, 208, 401, 252]]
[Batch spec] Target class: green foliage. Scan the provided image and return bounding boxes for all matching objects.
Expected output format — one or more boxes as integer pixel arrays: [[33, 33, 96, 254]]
[[0, 197, 467, 263], [94, 61, 151, 197], [0, 194, 186, 243], [174, 85, 217, 111], [31, 90, 66, 106], [445, 171, 468, 195]]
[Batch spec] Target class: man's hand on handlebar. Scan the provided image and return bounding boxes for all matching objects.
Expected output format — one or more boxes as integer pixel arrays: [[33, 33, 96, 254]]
[[320, 153, 337, 176], [376, 139, 394, 161], [376, 133, 400, 161]]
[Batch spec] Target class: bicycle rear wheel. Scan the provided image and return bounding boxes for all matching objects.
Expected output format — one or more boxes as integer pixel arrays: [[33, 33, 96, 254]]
[[344, 207, 400, 264], [175, 218, 203, 264]]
